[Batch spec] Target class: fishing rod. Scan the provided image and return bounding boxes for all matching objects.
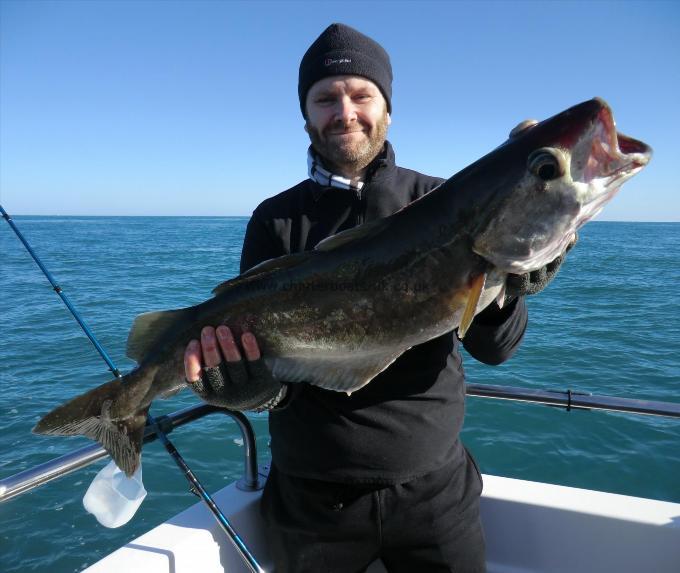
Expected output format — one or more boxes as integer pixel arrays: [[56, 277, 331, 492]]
[[1, 206, 121, 377], [1, 205, 265, 573]]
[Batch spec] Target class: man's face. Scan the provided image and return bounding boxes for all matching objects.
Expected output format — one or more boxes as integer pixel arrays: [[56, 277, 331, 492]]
[[305, 75, 391, 176]]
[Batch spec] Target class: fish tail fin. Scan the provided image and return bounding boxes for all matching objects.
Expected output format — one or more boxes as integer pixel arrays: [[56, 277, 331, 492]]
[[33, 373, 151, 477]]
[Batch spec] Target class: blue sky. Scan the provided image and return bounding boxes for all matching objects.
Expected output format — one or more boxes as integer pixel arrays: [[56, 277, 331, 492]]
[[1, 0, 678, 220]]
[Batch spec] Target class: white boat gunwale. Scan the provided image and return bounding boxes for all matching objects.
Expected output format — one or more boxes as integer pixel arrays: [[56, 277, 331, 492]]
[[3, 397, 680, 572]]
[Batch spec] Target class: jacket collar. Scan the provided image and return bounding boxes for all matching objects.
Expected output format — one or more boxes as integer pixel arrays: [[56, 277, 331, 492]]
[[310, 141, 396, 201]]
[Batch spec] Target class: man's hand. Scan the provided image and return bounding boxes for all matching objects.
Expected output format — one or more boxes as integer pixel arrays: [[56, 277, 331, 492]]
[[505, 234, 577, 299], [184, 325, 286, 411]]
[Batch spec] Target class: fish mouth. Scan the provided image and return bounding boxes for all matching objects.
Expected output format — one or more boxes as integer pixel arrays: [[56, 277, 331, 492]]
[[576, 102, 653, 226], [585, 103, 652, 182]]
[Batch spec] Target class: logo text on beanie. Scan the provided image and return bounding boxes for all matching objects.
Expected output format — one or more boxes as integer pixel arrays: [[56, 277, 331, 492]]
[[324, 58, 352, 66]]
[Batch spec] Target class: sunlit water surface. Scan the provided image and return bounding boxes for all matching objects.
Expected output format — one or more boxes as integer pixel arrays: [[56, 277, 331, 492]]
[[1, 218, 678, 572]]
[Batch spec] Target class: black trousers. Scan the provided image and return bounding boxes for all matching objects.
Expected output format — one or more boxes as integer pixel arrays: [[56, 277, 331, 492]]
[[261, 449, 486, 573]]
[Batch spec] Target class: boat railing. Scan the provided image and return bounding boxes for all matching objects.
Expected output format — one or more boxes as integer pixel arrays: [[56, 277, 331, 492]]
[[465, 383, 680, 417], [0, 404, 263, 504], [2, 383, 679, 505]]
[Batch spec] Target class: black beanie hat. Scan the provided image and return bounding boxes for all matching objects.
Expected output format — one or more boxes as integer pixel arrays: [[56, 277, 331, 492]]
[[298, 23, 393, 118]]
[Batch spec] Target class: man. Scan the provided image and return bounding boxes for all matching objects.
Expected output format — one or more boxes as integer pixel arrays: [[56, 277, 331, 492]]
[[184, 23, 566, 572]]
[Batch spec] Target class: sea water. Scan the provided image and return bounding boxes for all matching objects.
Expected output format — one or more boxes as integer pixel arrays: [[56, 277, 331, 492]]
[[1, 217, 679, 572]]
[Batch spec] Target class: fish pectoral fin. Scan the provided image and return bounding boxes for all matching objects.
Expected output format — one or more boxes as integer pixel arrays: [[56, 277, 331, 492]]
[[126, 308, 195, 363], [458, 273, 487, 339]]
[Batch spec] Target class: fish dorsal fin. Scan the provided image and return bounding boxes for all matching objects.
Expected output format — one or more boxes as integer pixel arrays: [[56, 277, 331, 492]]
[[211, 251, 312, 297], [126, 308, 192, 363], [211, 219, 388, 298], [315, 218, 388, 252]]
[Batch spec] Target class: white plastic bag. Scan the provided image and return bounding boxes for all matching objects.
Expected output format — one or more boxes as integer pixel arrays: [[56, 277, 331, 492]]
[[83, 459, 147, 528]]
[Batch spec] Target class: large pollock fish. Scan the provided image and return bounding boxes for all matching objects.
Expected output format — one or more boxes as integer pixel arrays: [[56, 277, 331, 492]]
[[34, 98, 652, 476]]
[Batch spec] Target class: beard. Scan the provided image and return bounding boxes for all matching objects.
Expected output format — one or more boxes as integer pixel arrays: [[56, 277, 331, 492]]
[[306, 109, 389, 176]]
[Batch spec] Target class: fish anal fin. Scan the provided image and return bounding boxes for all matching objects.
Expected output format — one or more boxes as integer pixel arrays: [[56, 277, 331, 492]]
[[126, 308, 193, 363], [458, 273, 487, 339], [268, 347, 405, 394]]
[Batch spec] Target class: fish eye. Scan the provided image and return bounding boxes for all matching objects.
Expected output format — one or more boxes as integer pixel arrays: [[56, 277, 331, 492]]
[[527, 148, 565, 181]]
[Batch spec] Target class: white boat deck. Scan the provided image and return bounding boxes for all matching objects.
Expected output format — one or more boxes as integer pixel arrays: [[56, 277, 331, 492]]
[[85, 474, 680, 573]]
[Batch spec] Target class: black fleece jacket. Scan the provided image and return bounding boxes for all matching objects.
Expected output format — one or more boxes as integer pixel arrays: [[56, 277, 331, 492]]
[[240, 142, 527, 484]]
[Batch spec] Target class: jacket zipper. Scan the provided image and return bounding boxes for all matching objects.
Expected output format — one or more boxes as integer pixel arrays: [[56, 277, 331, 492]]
[[355, 187, 365, 226]]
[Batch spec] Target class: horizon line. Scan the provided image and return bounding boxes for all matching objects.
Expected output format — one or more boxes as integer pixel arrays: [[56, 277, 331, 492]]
[[4, 214, 680, 224]]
